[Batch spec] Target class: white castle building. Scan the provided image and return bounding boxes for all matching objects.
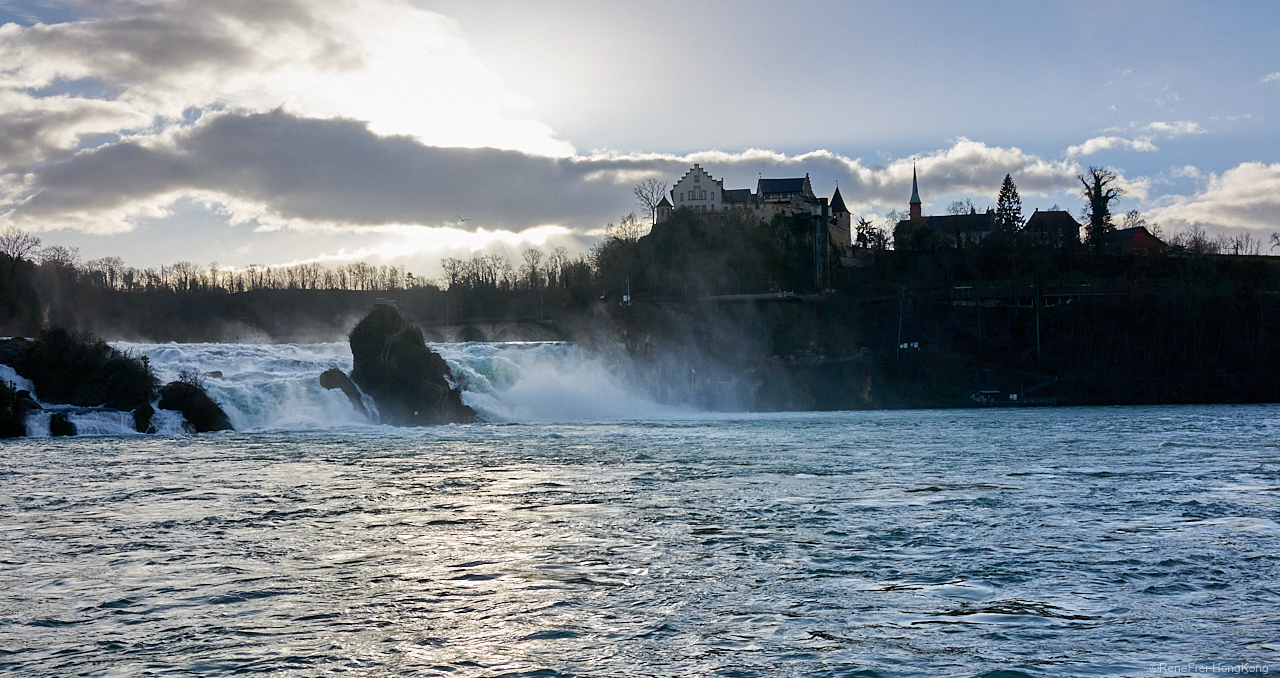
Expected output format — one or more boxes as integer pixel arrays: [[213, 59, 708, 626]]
[[656, 164, 852, 255]]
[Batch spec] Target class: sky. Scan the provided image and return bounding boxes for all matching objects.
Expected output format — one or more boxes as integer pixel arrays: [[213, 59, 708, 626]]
[[0, 0, 1278, 278]]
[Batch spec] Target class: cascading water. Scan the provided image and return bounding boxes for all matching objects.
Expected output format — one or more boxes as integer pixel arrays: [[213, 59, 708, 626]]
[[0, 364, 34, 394], [104, 340, 684, 432], [114, 342, 374, 431], [23, 408, 189, 437], [436, 341, 688, 422], [4, 361, 192, 436]]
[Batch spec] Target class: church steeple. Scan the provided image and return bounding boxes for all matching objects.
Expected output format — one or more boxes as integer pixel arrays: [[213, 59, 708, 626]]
[[909, 164, 922, 221]]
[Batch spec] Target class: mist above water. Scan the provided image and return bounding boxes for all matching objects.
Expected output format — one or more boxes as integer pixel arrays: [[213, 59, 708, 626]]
[[436, 342, 689, 422], [107, 340, 685, 431]]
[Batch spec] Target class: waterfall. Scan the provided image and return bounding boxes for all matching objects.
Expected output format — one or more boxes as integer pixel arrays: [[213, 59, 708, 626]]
[[23, 408, 189, 437], [100, 340, 685, 432]]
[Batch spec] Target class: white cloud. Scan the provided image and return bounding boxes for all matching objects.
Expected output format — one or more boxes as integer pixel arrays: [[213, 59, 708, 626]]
[[1263, 72, 1280, 83], [1141, 120, 1206, 136], [1145, 162, 1280, 231], [1067, 120, 1207, 158], [0, 0, 572, 176], [1067, 135, 1159, 157], [1169, 165, 1200, 179]]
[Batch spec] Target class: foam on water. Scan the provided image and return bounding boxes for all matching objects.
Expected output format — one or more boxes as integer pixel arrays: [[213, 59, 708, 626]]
[[22, 407, 188, 437], [436, 341, 688, 423], [0, 363, 34, 396], [116, 341, 372, 431], [112, 340, 684, 430]]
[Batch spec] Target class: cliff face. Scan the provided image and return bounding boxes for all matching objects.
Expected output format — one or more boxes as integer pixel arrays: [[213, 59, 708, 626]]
[[348, 306, 474, 425]]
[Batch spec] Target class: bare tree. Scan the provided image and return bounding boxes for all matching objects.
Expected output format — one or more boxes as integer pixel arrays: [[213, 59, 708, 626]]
[[1170, 223, 1219, 255], [440, 258, 464, 290], [634, 178, 669, 225], [1079, 166, 1124, 251], [1223, 231, 1262, 256], [521, 248, 544, 289], [0, 226, 42, 272], [38, 244, 81, 269], [946, 199, 975, 216], [608, 212, 646, 242], [87, 256, 124, 289]]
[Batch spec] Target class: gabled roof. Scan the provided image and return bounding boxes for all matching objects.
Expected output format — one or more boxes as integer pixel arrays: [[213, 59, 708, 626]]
[[657, 196, 672, 207], [722, 188, 753, 204], [830, 187, 849, 214], [1105, 226, 1163, 242], [1025, 210, 1079, 230], [758, 178, 807, 194]]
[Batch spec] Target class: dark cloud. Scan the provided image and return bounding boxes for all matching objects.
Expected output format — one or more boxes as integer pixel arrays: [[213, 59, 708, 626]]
[[9, 110, 1097, 234], [10, 0, 337, 87], [13, 109, 647, 230]]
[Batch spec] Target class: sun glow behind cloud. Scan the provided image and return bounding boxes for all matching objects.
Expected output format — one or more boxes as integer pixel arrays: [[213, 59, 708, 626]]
[[0, 0, 572, 170], [276, 224, 576, 267], [1, 1, 1279, 274], [230, 1, 575, 156]]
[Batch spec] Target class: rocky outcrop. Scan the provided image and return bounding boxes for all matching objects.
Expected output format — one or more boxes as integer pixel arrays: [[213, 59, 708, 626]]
[[0, 381, 28, 438], [133, 403, 155, 434], [158, 381, 233, 433], [7, 329, 154, 411], [49, 412, 75, 436], [0, 330, 239, 436], [348, 305, 474, 425], [319, 368, 370, 420]]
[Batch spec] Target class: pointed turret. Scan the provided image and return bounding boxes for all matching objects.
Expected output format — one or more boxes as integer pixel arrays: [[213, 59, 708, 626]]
[[830, 186, 849, 215], [909, 165, 922, 221]]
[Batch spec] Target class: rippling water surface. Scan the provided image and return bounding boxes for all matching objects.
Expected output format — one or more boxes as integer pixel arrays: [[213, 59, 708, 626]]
[[3, 406, 1279, 676]]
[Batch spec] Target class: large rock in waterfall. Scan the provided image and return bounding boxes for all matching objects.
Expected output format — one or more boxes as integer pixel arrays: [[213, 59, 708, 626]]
[[158, 379, 233, 433], [348, 305, 474, 425], [319, 367, 371, 421]]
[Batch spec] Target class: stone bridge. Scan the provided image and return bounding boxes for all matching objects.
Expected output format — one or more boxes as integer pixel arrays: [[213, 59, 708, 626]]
[[416, 320, 560, 343]]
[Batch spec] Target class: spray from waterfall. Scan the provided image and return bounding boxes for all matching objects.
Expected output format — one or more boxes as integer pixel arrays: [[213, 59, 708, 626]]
[[104, 340, 689, 431]]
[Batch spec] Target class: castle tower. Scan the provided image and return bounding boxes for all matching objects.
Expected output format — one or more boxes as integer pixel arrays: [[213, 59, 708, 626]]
[[829, 185, 852, 253], [909, 164, 922, 222]]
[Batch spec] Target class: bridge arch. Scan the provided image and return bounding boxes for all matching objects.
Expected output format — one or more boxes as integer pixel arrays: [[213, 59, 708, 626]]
[[456, 326, 487, 343], [494, 325, 533, 342]]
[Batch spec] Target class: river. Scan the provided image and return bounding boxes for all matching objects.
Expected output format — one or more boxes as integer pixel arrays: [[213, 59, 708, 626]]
[[1, 342, 1277, 676]]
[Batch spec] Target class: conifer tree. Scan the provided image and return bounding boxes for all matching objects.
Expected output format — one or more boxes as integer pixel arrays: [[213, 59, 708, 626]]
[[994, 174, 1023, 238]]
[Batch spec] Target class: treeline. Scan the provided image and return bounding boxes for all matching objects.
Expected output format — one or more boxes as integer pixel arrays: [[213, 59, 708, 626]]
[[17, 253, 425, 295]]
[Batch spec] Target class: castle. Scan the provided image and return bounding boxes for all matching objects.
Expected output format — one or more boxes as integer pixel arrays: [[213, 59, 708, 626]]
[[656, 164, 852, 255]]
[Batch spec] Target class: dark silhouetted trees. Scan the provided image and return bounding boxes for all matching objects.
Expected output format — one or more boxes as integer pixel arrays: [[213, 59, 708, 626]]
[[634, 179, 669, 226], [994, 174, 1023, 239], [1080, 166, 1123, 251]]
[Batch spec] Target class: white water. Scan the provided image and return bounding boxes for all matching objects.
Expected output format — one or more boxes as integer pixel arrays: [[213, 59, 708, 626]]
[[110, 341, 684, 431], [436, 342, 689, 422], [23, 408, 189, 437], [5, 355, 193, 436], [0, 364, 34, 395]]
